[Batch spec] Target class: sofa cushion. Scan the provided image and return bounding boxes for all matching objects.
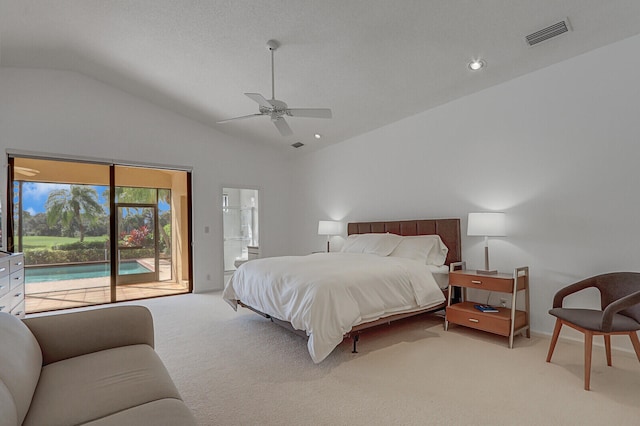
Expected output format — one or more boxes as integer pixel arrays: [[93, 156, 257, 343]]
[[0, 381, 19, 426], [0, 313, 43, 426], [23, 344, 182, 426], [82, 398, 197, 425]]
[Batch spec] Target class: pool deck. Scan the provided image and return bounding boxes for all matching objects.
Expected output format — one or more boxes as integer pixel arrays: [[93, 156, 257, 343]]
[[25, 259, 188, 313]]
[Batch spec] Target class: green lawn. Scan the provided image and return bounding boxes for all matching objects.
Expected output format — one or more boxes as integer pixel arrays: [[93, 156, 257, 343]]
[[21, 236, 108, 250]]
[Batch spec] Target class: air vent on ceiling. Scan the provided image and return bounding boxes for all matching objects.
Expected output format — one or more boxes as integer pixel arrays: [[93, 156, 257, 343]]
[[291, 142, 304, 148], [526, 19, 571, 46]]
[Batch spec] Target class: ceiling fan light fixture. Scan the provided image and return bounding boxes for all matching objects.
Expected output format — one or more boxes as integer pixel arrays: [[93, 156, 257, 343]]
[[468, 59, 486, 71]]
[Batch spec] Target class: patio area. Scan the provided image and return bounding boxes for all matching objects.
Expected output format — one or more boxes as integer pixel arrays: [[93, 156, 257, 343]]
[[25, 259, 189, 313]]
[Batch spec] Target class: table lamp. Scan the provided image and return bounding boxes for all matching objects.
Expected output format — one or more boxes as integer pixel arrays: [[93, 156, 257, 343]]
[[467, 212, 506, 274], [318, 220, 341, 252]]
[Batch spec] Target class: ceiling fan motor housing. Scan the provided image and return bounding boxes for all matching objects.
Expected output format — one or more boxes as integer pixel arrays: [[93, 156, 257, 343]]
[[260, 99, 288, 120]]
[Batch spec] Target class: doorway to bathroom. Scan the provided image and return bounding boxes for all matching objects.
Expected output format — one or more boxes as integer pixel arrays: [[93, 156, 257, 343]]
[[222, 188, 259, 280]]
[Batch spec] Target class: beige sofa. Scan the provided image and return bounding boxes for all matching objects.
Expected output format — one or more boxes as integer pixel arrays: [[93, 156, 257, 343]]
[[0, 305, 197, 426]]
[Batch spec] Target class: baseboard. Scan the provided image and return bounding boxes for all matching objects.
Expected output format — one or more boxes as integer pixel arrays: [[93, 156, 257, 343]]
[[531, 330, 638, 356]]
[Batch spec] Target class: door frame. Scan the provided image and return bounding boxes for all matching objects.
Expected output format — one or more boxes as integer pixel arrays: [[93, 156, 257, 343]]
[[114, 202, 160, 285], [6, 153, 193, 311]]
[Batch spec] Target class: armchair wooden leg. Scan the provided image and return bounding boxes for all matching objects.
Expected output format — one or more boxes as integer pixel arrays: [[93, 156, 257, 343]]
[[630, 331, 640, 362], [604, 334, 612, 366], [584, 331, 593, 391], [546, 319, 562, 363]]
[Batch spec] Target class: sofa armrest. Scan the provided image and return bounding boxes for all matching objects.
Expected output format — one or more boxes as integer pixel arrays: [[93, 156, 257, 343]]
[[23, 305, 154, 365]]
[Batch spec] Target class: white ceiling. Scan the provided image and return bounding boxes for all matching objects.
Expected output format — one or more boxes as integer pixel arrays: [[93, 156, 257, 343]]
[[2, 1, 640, 153]]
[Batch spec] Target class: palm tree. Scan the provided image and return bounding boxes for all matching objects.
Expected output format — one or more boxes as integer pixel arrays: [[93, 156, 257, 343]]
[[45, 185, 104, 242]]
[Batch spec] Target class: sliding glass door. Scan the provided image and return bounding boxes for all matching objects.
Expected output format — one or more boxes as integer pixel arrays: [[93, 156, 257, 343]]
[[8, 156, 192, 313], [115, 204, 158, 285]]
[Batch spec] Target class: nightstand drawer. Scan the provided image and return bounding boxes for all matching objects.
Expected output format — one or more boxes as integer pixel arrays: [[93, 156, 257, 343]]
[[449, 273, 515, 293], [446, 302, 526, 337]]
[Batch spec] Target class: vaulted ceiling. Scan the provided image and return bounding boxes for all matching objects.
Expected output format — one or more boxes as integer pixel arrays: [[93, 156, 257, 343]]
[[2, 1, 640, 152]]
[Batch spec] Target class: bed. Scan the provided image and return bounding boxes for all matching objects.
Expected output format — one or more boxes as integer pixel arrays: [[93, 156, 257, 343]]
[[223, 218, 461, 363]]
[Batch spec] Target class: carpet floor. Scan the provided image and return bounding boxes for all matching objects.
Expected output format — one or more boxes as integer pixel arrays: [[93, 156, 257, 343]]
[[132, 292, 640, 425]]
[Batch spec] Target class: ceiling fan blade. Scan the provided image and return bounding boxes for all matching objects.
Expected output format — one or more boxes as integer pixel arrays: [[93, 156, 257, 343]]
[[245, 93, 274, 109], [273, 117, 293, 136], [287, 108, 332, 119], [217, 113, 264, 124]]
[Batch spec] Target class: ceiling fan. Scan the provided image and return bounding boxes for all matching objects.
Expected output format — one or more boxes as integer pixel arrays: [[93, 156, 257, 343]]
[[217, 39, 332, 137]]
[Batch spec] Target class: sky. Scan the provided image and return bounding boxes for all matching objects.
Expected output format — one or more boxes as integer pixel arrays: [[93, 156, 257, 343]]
[[18, 183, 169, 215]]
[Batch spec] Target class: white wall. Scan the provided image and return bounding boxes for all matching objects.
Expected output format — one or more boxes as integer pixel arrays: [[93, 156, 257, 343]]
[[290, 33, 640, 349], [0, 67, 292, 292]]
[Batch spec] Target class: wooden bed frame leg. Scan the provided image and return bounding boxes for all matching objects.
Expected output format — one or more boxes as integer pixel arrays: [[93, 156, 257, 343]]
[[352, 334, 359, 353]]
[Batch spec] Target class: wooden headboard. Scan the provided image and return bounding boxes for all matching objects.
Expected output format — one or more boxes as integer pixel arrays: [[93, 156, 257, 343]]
[[347, 218, 461, 266]]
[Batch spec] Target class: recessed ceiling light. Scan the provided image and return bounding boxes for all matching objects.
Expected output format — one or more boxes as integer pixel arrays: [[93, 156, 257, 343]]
[[314, 133, 322, 139], [468, 59, 486, 71]]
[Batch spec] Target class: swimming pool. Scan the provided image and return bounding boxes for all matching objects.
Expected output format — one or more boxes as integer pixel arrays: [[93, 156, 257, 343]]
[[25, 262, 153, 283]]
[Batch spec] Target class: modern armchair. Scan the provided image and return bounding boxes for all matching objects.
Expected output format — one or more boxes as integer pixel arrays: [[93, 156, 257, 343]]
[[546, 272, 640, 390]]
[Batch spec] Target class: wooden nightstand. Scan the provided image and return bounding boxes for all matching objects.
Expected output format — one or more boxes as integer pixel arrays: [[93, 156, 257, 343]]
[[445, 264, 530, 348]]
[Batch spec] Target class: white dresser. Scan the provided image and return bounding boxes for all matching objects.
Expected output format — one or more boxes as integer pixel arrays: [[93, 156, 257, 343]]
[[0, 252, 25, 319]]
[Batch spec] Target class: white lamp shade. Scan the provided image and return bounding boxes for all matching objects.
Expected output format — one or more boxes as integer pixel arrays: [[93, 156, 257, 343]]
[[318, 220, 342, 236], [467, 212, 506, 237]]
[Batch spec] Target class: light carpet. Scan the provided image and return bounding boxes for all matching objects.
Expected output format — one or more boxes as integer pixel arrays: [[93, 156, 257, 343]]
[[129, 292, 639, 426]]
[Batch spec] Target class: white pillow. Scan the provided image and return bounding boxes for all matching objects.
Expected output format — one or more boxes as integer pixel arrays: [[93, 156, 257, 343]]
[[426, 235, 449, 266], [341, 233, 402, 256], [389, 235, 449, 266], [389, 236, 436, 262]]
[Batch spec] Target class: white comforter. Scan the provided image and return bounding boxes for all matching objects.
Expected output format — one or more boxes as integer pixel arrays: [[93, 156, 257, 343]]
[[222, 253, 445, 363]]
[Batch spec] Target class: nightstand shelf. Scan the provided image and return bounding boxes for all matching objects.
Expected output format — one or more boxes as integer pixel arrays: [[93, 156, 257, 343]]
[[445, 263, 530, 348]]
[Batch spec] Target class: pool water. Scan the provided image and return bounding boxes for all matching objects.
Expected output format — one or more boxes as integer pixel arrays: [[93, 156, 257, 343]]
[[25, 262, 153, 283]]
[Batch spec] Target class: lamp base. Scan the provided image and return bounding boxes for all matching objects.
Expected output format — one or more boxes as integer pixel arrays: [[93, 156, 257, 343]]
[[476, 269, 498, 275]]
